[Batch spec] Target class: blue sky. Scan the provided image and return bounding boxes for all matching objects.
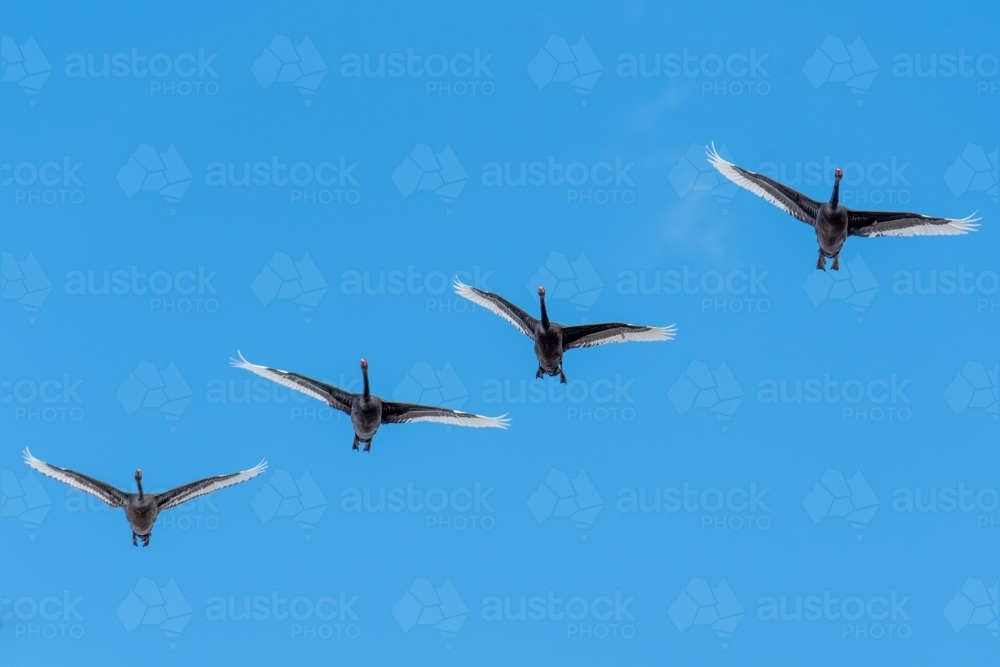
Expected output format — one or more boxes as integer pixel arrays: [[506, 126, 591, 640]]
[[2, 1, 998, 664]]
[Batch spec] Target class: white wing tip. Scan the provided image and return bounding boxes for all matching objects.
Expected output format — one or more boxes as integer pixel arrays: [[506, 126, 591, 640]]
[[489, 414, 511, 429], [705, 142, 728, 167], [22, 447, 39, 466], [250, 460, 268, 475], [229, 350, 253, 369], [657, 324, 678, 341], [952, 213, 981, 232], [453, 279, 475, 296]]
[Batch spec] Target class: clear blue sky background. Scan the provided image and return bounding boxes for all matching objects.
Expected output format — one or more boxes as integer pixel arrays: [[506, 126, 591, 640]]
[[2, 1, 998, 664]]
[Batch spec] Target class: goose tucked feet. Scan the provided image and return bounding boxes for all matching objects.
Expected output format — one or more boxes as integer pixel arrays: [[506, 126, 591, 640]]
[[536, 366, 545, 379], [352, 436, 360, 451], [558, 367, 567, 384], [831, 254, 840, 271], [816, 250, 826, 271], [363, 440, 372, 452]]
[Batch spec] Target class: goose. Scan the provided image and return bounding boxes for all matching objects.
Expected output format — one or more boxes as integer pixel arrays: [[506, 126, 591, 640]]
[[706, 144, 980, 270], [454, 280, 675, 383], [22, 448, 266, 547], [230, 353, 510, 451]]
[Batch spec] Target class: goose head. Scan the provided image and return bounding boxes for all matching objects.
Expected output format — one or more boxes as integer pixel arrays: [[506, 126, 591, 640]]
[[134, 469, 144, 498], [360, 359, 370, 398], [537, 286, 549, 328], [830, 167, 843, 209]]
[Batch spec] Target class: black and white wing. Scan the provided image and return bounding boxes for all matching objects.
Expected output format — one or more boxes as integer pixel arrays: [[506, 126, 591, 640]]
[[848, 210, 980, 238], [155, 461, 267, 511], [563, 323, 676, 350], [22, 448, 127, 508], [453, 280, 538, 338], [706, 143, 820, 225], [230, 351, 355, 413], [381, 401, 510, 429]]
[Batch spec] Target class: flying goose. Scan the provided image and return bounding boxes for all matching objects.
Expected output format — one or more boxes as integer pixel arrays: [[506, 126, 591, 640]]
[[454, 280, 674, 383], [231, 353, 510, 451], [706, 144, 980, 270], [22, 448, 266, 546]]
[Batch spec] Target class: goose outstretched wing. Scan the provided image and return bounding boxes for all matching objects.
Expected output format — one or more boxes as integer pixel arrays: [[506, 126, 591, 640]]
[[848, 211, 980, 237], [155, 461, 267, 511], [23, 448, 128, 508], [230, 351, 355, 413], [563, 323, 676, 349], [381, 401, 510, 429], [706, 143, 820, 225], [454, 280, 538, 338]]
